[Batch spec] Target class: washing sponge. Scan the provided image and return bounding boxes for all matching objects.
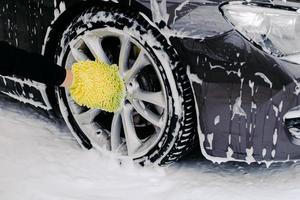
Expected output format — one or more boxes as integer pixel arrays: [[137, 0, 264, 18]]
[[70, 60, 125, 112]]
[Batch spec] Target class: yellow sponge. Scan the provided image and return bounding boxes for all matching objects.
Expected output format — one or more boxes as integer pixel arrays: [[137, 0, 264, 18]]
[[70, 60, 125, 112]]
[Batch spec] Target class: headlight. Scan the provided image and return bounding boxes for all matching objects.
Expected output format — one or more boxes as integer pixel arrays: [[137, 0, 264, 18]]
[[220, 1, 300, 62]]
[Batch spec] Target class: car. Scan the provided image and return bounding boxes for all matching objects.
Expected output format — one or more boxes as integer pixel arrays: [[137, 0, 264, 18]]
[[0, 0, 300, 166]]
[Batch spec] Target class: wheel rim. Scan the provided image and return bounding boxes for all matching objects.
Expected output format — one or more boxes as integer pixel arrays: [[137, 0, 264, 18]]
[[63, 28, 169, 158]]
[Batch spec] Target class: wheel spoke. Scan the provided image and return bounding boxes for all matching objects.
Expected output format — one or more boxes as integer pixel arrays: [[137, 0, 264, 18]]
[[87, 122, 111, 151], [119, 36, 132, 75], [68, 39, 89, 62], [124, 50, 150, 82], [70, 48, 89, 61], [130, 100, 163, 128], [131, 89, 165, 107], [66, 92, 85, 114], [82, 34, 110, 64], [74, 109, 101, 125], [121, 105, 142, 156], [110, 112, 123, 152]]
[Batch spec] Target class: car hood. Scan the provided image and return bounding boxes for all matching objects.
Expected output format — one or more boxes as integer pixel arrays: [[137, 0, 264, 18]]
[[141, 0, 300, 39]]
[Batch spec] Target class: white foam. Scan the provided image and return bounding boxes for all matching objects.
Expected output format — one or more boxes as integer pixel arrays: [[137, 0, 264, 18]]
[[255, 72, 273, 88], [206, 133, 214, 150], [232, 96, 247, 120], [214, 115, 220, 125]]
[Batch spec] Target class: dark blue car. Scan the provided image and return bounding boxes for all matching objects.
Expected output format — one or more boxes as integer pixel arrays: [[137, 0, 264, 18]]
[[1, 0, 300, 166]]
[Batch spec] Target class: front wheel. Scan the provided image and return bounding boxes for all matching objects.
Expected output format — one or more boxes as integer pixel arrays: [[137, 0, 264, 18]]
[[49, 4, 196, 165]]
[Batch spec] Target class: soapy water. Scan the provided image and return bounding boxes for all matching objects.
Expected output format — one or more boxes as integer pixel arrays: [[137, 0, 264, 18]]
[[1, 94, 300, 200]]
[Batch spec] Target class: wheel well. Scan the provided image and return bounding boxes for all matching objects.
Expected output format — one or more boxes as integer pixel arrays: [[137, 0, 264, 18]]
[[43, 0, 151, 58]]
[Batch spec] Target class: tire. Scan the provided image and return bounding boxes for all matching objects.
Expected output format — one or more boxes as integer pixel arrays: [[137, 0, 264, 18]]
[[50, 4, 196, 166]]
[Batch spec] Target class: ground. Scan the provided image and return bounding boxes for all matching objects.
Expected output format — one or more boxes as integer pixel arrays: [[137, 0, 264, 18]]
[[0, 95, 300, 200]]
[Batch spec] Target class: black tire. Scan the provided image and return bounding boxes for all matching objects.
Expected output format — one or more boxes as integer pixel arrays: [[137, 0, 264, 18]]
[[47, 4, 196, 166]]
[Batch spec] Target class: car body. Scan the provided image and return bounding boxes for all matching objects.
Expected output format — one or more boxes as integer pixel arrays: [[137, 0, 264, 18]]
[[1, 0, 300, 166]]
